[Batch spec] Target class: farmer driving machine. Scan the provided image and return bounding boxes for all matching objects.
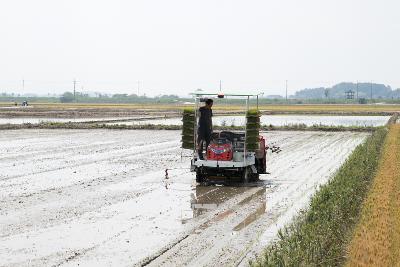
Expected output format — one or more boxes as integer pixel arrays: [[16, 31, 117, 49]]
[[181, 93, 267, 184]]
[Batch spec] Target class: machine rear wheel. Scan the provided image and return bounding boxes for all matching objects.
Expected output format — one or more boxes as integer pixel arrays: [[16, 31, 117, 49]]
[[196, 170, 204, 183], [252, 173, 260, 181], [242, 167, 259, 183]]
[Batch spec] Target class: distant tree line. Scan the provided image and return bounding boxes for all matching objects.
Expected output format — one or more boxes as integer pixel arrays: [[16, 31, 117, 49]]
[[2, 82, 400, 105], [294, 82, 400, 100], [59, 92, 181, 103]]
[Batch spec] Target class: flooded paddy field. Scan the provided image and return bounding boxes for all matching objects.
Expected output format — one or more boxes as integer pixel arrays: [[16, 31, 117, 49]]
[[0, 129, 368, 266], [0, 106, 181, 118], [109, 115, 390, 127]]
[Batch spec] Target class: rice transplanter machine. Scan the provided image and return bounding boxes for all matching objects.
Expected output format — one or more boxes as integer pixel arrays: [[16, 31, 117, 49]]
[[181, 93, 267, 183]]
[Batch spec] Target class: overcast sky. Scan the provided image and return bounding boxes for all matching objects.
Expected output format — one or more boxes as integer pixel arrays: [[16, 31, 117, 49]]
[[1, 0, 399, 96]]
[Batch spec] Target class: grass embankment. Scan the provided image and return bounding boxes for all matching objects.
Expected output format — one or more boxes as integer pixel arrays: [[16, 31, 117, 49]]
[[0, 122, 377, 132], [253, 127, 388, 266], [345, 124, 400, 266]]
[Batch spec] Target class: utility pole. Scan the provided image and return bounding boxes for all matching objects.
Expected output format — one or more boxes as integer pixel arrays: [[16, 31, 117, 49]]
[[137, 81, 140, 96], [219, 80, 222, 92], [285, 80, 288, 102], [370, 81, 373, 100], [356, 81, 358, 100], [73, 79, 77, 102], [22, 79, 25, 92]]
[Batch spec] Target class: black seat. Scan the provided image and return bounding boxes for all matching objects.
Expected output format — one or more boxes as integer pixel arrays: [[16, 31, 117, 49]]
[[219, 131, 235, 142]]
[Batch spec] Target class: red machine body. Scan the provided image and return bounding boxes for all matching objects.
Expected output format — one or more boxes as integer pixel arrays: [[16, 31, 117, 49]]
[[207, 140, 233, 161]]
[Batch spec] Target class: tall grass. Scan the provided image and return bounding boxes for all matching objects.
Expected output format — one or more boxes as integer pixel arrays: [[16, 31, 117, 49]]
[[252, 127, 388, 267]]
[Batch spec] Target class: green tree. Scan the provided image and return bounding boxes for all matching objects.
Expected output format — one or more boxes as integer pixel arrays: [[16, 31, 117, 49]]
[[60, 92, 74, 103]]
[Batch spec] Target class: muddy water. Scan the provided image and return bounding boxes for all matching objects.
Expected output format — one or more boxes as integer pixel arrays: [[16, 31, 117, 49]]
[[108, 115, 390, 127], [191, 186, 253, 217], [0, 129, 369, 266]]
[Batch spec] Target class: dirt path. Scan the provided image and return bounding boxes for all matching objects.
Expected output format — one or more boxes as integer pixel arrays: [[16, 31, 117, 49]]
[[0, 130, 368, 266]]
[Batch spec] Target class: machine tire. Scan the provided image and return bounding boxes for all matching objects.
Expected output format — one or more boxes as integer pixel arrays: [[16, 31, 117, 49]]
[[251, 173, 260, 182], [242, 167, 259, 183], [196, 170, 204, 183]]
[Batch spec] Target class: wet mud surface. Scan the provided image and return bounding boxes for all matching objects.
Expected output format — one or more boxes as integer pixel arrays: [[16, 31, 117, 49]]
[[0, 130, 368, 266]]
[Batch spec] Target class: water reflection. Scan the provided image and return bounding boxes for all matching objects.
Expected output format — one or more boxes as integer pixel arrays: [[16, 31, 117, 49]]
[[190, 185, 267, 222]]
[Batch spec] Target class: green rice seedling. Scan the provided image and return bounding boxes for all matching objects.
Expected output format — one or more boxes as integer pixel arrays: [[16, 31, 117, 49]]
[[246, 109, 261, 151], [182, 108, 195, 149], [245, 143, 260, 151], [182, 125, 195, 136]]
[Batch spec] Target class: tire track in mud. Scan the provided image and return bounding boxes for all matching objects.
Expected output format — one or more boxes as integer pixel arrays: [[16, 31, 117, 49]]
[[144, 187, 269, 267], [136, 187, 265, 267]]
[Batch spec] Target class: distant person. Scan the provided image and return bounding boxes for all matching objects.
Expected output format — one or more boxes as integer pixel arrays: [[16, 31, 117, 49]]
[[197, 99, 213, 159]]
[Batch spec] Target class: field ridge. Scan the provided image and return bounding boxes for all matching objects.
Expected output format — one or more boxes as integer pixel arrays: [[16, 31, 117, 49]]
[[346, 124, 400, 266], [0, 121, 378, 132]]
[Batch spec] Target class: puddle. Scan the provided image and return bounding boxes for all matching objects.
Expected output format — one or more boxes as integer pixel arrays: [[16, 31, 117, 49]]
[[190, 185, 268, 232], [190, 186, 252, 218]]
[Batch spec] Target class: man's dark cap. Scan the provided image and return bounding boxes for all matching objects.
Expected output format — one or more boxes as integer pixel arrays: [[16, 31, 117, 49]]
[[205, 99, 213, 105]]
